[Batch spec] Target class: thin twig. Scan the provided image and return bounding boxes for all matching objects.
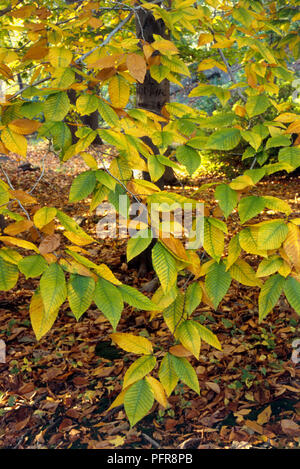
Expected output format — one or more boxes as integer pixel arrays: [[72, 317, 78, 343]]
[[78, 11, 134, 64], [142, 432, 160, 449], [0, 162, 31, 221]]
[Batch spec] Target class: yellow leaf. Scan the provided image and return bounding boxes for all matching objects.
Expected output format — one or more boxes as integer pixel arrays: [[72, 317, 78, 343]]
[[278, 260, 291, 277], [33, 207, 57, 229], [145, 376, 168, 408], [0, 236, 39, 253], [229, 175, 254, 190], [257, 405, 272, 425], [63, 230, 94, 246], [80, 152, 98, 170], [96, 263, 122, 285], [108, 75, 130, 108], [108, 435, 125, 448], [48, 47, 73, 68], [106, 388, 127, 411], [285, 121, 300, 134], [152, 38, 178, 54], [1, 127, 27, 158], [126, 53, 147, 83], [111, 332, 153, 355], [283, 223, 300, 272], [4, 220, 33, 236], [229, 259, 262, 287], [160, 235, 188, 261], [8, 119, 41, 135], [9, 190, 36, 204], [198, 33, 213, 46], [29, 289, 59, 341]]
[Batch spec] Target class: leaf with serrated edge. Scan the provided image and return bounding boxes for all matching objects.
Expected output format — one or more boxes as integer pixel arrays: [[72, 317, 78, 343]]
[[111, 332, 153, 355], [124, 378, 154, 427], [123, 355, 156, 389]]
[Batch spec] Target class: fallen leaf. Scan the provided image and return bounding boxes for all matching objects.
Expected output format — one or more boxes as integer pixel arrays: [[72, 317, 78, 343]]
[[0, 339, 6, 363], [281, 419, 300, 436], [257, 405, 272, 425]]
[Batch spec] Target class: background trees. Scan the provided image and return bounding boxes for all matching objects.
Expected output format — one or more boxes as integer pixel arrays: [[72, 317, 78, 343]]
[[0, 0, 299, 427]]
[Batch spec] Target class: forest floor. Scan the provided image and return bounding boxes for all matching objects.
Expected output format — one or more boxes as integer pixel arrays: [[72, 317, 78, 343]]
[[0, 143, 299, 450]]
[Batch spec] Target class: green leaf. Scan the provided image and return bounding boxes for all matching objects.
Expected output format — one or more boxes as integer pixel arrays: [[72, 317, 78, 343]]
[[257, 220, 288, 250], [123, 355, 156, 389], [215, 184, 238, 219], [184, 282, 202, 316], [90, 184, 109, 211], [18, 255, 47, 279], [238, 196, 265, 224], [0, 248, 22, 265], [278, 146, 300, 169], [69, 170, 97, 202], [52, 67, 75, 89], [245, 95, 270, 118], [0, 257, 18, 291], [244, 167, 266, 184], [203, 218, 224, 262], [95, 170, 116, 191], [98, 100, 119, 127], [163, 292, 184, 335], [39, 121, 72, 152], [206, 128, 241, 151], [150, 64, 169, 83], [258, 274, 285, 322], [262, 196, 292, 215], [170, 355, 200, 394], [152, 242, 177, 294], [239, 227, 268, 257], [67, 274, 95, 321], [40, 263, 67, 315], [56, 210, 92, 240], [94, 278, 124, 330], [256, 256, 284, 278], [76, 94, 99, 116], [175, 145, 201, 176], [124, 378, 154, 427], [147, 154, 165, 182], [229, 258, 262, 287], [205, 261, 231, 309], [226, 234, 241, 271], [177, 320, 201, 359], [118, 284, 160, 311], [240, 130, 262, 151], [159, 353, 178, 396], [193, 322, 222, 350], [265, 135, 291, 150], [44, 92, 70, 121], [284, 276, 300, 315], [127, 229, 153, 262]]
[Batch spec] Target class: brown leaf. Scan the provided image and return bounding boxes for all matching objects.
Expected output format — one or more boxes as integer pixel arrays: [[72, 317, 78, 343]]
[[257, 405, 272, 425], [169, 344, 192, 357], [281, 419, 300, 436], [38, 233, 60, 254], [206, 381, 221, 394], [0, 339, 6, 363]]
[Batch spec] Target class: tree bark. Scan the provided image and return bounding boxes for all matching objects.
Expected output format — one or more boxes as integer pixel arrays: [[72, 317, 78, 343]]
[[135, 4, 176, 189]]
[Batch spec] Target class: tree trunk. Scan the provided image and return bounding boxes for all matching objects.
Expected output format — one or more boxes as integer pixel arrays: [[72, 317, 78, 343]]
[[135, 4, 177, 189], [67, 86, 103, 145], [126, 3, 176, 280]]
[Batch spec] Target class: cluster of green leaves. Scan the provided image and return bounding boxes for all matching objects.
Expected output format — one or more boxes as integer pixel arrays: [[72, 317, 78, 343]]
[[0, 0, 299, 426]]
